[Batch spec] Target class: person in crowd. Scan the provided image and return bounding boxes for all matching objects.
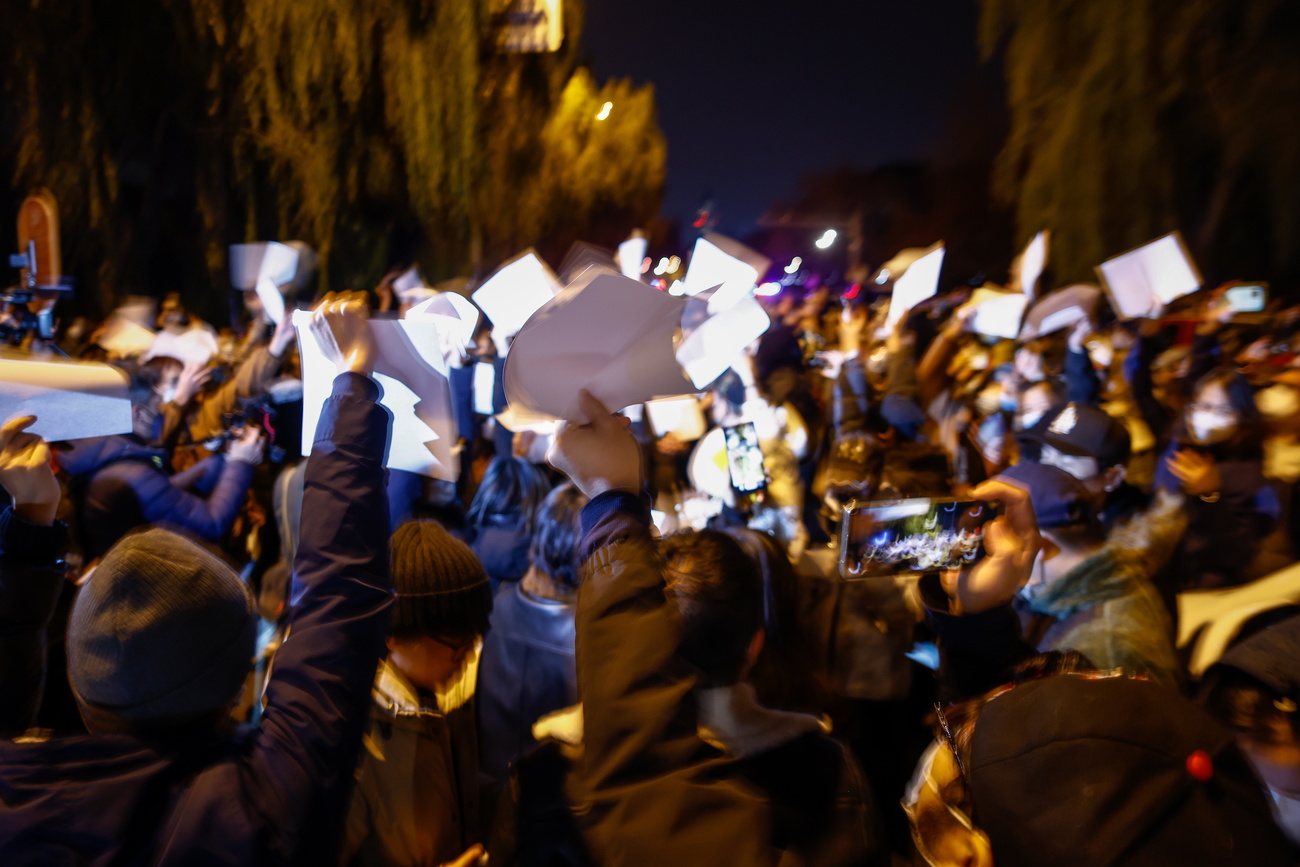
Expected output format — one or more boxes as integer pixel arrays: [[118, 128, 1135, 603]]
[[1155, 366, 1279, 588], [0, 296, 412, 865], [465, 456, 552, 591], [997, 461, 1182, 689], [478, 483, 588, 798], [1200, 614, 1300, 848], [342, 520, 493, 867], [59, 373, 265, 559]]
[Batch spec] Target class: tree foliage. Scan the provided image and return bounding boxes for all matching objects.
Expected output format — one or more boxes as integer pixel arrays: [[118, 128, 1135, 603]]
[[981, 0, 1300, 288], [0, 0, 665, 322]]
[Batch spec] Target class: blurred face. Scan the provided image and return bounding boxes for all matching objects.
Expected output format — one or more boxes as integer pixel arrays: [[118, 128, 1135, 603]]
[[1187, 382, 1239, 445], [1015, 346, 1045, 382], [241, 288, 264, 322], [386, 634, 477, 693], [1018, 382, 1056, 431]]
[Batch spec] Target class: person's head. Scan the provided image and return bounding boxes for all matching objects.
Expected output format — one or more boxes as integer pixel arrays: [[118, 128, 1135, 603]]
[[143, 356, 184, 403], [240, 287, 263, 323], [527, 483, 589, 600], [466, 456, 552, 535], [1183, 367, 1261, 448], [68, 528, 258, 734], [1023, 402, 1131, 500], [128, 371, 162, 439], [995, 461, 1104, 602], [1015, 378, 1065, 432], [661, 530, 765, 687], [1014, 336, 1065, 383], [909, 667, 1293, 867], [388, 521, 493, 692]]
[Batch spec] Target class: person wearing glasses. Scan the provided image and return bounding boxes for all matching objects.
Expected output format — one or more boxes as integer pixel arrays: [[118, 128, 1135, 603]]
[[341, 520, 494, 867]]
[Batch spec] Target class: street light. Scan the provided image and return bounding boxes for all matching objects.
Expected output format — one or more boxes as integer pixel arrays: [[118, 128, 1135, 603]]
[[596, 101, 613, 121], [784, 256, 802, 274], [815, 229, 837, 250]]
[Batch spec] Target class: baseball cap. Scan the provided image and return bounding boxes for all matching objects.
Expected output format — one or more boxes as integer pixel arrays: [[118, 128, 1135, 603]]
[[1022, 402, 1131, 469]]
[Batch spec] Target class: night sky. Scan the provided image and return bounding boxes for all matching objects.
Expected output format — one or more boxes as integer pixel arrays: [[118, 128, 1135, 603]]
[[583, 0, 993, 237]]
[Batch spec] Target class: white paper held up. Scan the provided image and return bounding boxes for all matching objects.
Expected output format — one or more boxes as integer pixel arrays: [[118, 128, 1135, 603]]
[[618, 236, 648, 280], [886, 242, 945, 329], [406, 291, 481, 363], [645, 396, 708, 441], [676, 288, 771, 388], [1018, 231, 1050, 301], [97, 314, 156, 358], [1019, 284, 1104, 340], [0, 355, 132, 442], [141, 329, 220, 366], [682, 233, 772, 309], [293, 311, 458, 480], [472, 250, 561, 356], [503, 271, 696, 424], [969, 292, 1030, 340], [1096, 231, 1202, 319], [230, 242, 299, 323]]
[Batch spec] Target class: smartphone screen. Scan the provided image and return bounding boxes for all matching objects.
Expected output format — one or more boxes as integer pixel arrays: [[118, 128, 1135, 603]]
[[840, 498, 999, 579], [1226, 284, 1268, 314], [723, 422, 766, 495]]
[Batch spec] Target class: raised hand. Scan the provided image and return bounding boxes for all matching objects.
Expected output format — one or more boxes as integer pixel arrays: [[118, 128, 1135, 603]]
[[1166, 449, 1221, 497], [939, 479, 1041, 615], [269, 310, 298, 358], [547, 390, 642, 499], [308, 292, 377, 377], [173, 361, 214, 407], [0, 416, 60, 526], [226, 425, 266, 466]]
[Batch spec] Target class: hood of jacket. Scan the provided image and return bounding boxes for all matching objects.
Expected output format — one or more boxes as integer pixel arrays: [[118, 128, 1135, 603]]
[[58, 435, 164, 478], [1211, 614, 1300, 701], [1026, 546, 1147, 619]]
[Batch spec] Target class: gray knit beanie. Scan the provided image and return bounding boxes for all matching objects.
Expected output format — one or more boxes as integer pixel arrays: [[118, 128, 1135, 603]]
[[69, 528, 257, 724], [389, 521, 493, 641]]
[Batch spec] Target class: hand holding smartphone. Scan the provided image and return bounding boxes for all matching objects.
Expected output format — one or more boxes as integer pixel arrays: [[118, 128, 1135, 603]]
[[839, 497, 1001, 579]]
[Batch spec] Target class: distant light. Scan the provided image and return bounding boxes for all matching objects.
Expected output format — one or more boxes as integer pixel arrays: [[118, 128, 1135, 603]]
[[654, 257, 670, 276], [668, 256, 681, 272], [668, 280, 687, 296], [784, 257, 802, 274], [844, 283, 861, 300], [875, 268, 891, 284], [815, 229, 837, 250], [596, 102, 613, 121], [756, 282, 782, 297], [641, 257, 652, 275], [650, 278, 667, 290]]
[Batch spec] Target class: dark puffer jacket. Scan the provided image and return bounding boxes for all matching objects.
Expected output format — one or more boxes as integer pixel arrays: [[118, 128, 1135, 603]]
[[0, 372, 392, 866]]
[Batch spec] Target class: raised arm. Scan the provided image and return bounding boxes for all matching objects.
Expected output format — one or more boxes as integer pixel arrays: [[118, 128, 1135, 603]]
[[235, 296, 392, 861]]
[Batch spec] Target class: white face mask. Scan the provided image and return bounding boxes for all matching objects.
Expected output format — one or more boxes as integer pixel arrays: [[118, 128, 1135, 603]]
[[1269, 787, 1300, 846], [160, 386, 178, 405], [1018, 409, 1046, 431], [1189, 410, 1236, 445]]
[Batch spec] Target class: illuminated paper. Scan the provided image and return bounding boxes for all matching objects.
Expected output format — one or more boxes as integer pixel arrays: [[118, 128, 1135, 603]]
[[676, 288, 771, 388], [472, 250, 560, 356], [405, 291, 481, 362], [969, 291, 1030, 340], [294, 311, 458, 480], [503, 271, 696, 424], [1018, 231, 1049, 301], [97, 314, 156, 357], [0, 355, 132, 441], [886, 243, 945, 328], [682, 233, 771, 309], [495, 407, 558, 435], [141, 329, 220, 366], [687, 427, 734, 505], [645, 397, 708, 441], [1096, 232, 1202, 319], [557, 241, 619, 285], [618, 236, 648, 280], [1020, 284, 1104, 340], [473, 362, 496, 416], [230, 242, 299, 323]]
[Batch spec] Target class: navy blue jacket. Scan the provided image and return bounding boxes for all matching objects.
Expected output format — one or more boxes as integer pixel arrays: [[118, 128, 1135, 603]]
[[59, 435, 254, 558], [0, 372, 393, 866]]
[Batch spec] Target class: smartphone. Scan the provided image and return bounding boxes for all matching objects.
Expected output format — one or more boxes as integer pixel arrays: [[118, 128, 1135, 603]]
[[723, 422, 767, 499], [1226, 283, 1268, 314], [839, 498, 1000, 579]]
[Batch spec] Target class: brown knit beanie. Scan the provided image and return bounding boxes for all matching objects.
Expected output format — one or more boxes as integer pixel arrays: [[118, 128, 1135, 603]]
[[68, 528, 256, 725], [389, 521, 493, 641]]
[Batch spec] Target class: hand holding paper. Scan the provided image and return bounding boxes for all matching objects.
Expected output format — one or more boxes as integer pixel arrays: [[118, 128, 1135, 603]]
[[308, 293, 376, 376], [547, 390, 642, 498], [0, 416, 59, 526], [0, 355, 132, 443]]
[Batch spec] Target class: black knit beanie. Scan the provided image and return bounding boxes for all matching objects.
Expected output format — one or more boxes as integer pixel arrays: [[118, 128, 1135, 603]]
[[389, 521, 493, 641], [68, 528, 257, 725]]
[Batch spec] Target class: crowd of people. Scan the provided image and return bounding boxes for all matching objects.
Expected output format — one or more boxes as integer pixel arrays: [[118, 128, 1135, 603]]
[[3, 247, 1300, 867]]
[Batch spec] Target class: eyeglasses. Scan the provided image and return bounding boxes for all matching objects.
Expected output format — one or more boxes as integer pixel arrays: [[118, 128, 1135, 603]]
[[1187, 401, 1235, 418]]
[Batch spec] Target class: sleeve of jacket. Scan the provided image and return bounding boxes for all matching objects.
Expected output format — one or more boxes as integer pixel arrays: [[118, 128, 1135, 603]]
[[138, 455, 254, 542], [1124, 334, 1171, 446], [0, 507, 68, 737], [919, 574, 1036, 703], [240, 371, 392, 862], [169, 455, 225, 496], [1065, 347, 1101, 405]]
